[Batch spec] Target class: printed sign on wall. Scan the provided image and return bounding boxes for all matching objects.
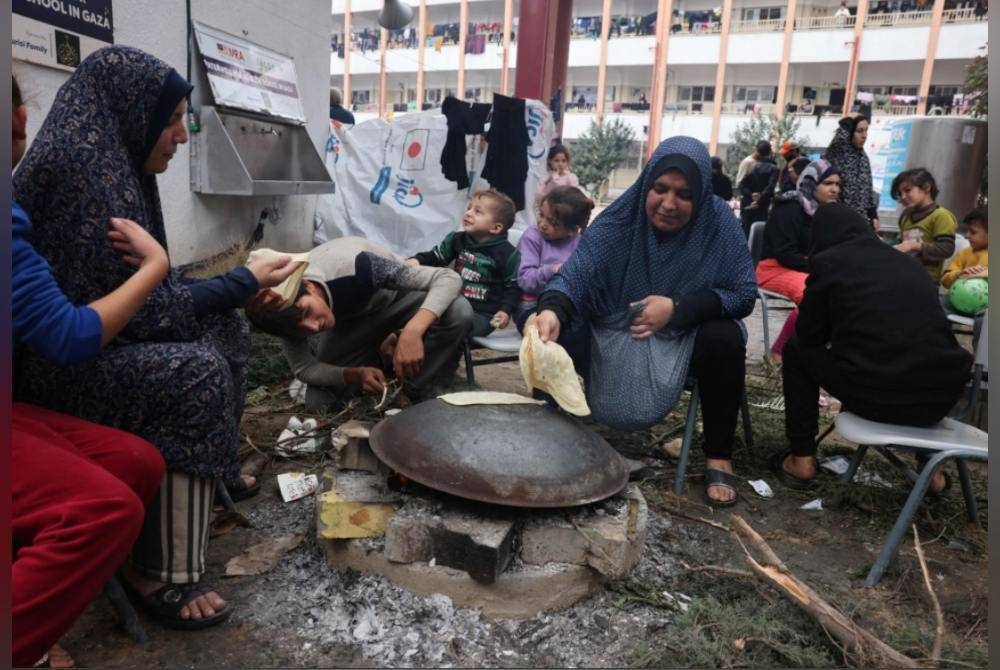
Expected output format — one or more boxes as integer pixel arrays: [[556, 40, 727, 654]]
[[867, 116, 914, 213], [193, 21, 306, 123], [12, 0, 114, 71]]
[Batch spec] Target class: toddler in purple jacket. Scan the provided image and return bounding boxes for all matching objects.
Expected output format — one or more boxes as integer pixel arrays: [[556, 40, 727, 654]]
[[516, 185, 594, 332]]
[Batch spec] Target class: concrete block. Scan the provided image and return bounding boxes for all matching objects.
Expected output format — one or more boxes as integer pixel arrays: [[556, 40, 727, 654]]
[[431, 511, 516, 585], [573, 484, 647, 579], [315, 469, 401, 540], [384, 500, 438, 563], [519, 516, 588, 566], [383, 500, 515, 584]]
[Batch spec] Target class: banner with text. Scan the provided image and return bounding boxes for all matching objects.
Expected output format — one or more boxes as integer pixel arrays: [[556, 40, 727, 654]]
[[12, 0, 114, 71], [193, 21, 306, 123]]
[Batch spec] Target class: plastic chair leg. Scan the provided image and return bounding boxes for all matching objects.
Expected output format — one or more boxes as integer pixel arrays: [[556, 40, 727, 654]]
[[759, 294, 771, 354], [841, 444, 869, 482], [104, 575, 148, 643], [956, 460, 980, 527], [674, 382, 700, 495], [739, 387, 753, 449], [865, 450, 952, 587], [463, 341, 476, 387]]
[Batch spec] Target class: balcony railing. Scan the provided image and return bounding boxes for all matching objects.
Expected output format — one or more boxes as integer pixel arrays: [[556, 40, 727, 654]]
[[333, 7, 986, 55]]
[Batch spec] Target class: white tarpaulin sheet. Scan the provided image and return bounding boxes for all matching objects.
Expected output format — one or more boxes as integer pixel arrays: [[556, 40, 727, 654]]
[[314, 100, 555, 257]]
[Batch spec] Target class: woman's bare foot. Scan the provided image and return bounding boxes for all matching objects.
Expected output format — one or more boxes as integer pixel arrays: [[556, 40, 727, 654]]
[[43, 644, 75, 668], [123, 566, 227, 622], [782, 453, 817, 481], [705, 458, 736, 503], [928, 468, 948, 494]]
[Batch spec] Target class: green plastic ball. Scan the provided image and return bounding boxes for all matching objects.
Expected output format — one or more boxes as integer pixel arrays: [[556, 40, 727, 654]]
[[949, 277, 989, 315]]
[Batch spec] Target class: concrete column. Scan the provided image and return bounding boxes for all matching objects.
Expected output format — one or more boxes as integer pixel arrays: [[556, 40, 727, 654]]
[[647, 0, 675, 159], [843, 0, 869, 115], [417, 0, 427, 109], [379, 27, 388, 117], [708, 0, 733, 156], [343, 0, 352, 106], [550, 0, 573, 137], [917, 0, 948, 114], [500, 0, 514, 95], [595, 0, 613, 123], [458, 0, 468, 98], [514, 0, 560, 101], [774, 0, 798, 120]]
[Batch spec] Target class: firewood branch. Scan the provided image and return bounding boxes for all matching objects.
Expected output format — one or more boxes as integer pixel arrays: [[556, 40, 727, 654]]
[[729, 514, 916, 669]]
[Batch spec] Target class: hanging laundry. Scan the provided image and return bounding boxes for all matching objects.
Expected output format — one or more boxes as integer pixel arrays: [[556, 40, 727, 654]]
[[483, 94, 529, 211], [465, 33, 486, 54], [440, 96, 492, 189]]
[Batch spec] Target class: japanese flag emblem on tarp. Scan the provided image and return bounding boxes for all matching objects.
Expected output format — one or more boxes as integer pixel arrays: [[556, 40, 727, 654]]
[[400, 129, 430, 171]]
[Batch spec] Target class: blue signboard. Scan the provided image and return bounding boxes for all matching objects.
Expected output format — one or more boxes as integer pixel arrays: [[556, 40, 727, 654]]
[[12, 0, 114, 70], [869, 117, 913, 212]]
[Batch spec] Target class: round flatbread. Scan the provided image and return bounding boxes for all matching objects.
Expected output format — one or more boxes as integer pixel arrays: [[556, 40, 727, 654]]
[[519, 324, 591, 416], [438, 391, 546, 406]]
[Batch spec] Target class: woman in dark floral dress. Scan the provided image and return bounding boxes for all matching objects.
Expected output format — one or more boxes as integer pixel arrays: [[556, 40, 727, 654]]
[[13, 46, 295, 629]]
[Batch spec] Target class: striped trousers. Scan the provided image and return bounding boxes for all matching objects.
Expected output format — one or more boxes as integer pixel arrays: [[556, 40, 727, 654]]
[[130, 472, 216, 583]]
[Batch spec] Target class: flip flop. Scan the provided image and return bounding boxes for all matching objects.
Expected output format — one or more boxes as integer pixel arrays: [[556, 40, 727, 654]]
[[770, 451, 818, 490], [703, 467, 740, 507], [122, 579, 231, 631]]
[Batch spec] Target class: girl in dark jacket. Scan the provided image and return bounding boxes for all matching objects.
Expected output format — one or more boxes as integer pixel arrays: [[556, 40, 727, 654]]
[[756, 158, 838, 361], [775, 203, 971, 489]]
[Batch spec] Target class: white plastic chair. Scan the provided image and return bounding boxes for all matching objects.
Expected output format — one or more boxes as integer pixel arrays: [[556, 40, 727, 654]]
[[834, 321, 988, 586], [747, 220, 796, 354]]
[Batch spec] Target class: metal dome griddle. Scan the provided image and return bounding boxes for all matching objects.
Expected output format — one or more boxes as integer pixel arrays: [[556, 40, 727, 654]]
[[369, 399, 628, 508]]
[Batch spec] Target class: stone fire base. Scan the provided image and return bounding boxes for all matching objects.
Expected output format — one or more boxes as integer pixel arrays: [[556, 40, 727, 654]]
[[317, 463, 648, 619]]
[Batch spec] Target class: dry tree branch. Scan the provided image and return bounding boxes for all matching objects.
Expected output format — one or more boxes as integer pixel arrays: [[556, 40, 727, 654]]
[[913, 524, 945, 666]]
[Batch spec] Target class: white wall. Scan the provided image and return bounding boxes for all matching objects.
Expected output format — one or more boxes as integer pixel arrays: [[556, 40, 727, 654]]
[[16, 0, 332, 265]]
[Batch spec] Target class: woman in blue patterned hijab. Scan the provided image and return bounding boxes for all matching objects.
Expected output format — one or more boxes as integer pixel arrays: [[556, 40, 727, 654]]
[[536, 136, 757, 506], [13, 46, 294, 630]]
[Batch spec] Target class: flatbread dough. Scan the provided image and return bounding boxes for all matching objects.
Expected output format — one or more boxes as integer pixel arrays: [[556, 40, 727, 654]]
[[519, 324, 591, 416], [246, 249, 311, 309], [438, 391, 546, 406]]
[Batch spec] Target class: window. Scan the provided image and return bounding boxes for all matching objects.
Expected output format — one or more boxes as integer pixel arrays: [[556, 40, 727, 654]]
[[620, 140, 645, 170], [930, 85, 959, 97], [465, 87, 482, 101], [351, 90, 371, 105], [733, 86, 776, 103], [678, 86, 715, 102], [858, 85, 889, 95], [740, 6, 783, 20], [425, 88, 443, 103], [889, 86, 918, 96]]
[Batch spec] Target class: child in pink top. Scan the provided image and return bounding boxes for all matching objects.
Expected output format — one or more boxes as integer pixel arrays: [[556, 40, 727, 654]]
[[516, 185, 594, 332], [536, 144, 580, 203]]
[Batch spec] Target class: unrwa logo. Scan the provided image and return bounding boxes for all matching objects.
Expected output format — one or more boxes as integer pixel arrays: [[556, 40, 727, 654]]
[[527, 106, 546, 159], [369, 166, 424, 208], [326, 128, 342, 163], [370, 166, 392, 203], [393, 175, 424, 208]]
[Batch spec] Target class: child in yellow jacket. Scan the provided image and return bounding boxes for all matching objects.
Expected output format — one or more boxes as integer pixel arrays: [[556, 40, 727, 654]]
[[941, 208, 988, 288]]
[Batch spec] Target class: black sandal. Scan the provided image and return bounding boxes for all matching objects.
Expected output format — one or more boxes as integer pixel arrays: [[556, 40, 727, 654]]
[[770, 451, 818, 490], [224, 476, 260, 503], [703, 468, 740, 507], [123, 580, 232, 630]]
